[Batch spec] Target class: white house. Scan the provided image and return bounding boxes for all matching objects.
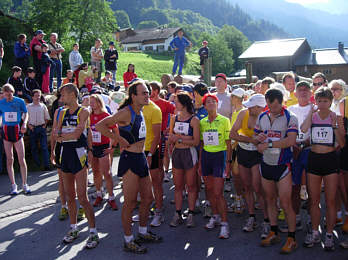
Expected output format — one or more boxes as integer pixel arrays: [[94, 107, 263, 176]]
[[117, 27, 183, 52]]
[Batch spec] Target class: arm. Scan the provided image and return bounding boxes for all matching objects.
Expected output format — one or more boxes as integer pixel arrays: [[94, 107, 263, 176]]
[[301, 108, 314, 134], [57, 44, 65, 53], [50, 109, 59, 156], [230, 110, 257, 144], [34, 45, 42, 52], [149, 124, 161, 154], [43, 105, 50, 127], [170, 38, 176, 49]]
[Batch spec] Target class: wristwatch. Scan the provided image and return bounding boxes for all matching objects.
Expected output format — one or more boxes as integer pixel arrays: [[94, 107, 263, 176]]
[[147, 152, 153, 157], [268, 140, 273, 148], [178, 138, 183, 144]]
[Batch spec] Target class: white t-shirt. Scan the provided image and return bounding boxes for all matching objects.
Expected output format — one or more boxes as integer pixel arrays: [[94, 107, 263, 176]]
[[215, 92, 232, 120], [288, 104, 312, 142]]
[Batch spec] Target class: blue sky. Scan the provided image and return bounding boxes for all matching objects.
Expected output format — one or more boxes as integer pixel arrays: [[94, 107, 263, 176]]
[[286, 0, 348, 14]]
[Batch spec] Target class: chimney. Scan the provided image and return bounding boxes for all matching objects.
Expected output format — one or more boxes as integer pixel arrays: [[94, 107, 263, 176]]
[[339, 42, 344, 55]]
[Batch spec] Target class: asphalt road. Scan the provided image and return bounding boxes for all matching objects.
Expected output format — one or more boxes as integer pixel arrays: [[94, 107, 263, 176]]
[[0, 156, 347, 260]]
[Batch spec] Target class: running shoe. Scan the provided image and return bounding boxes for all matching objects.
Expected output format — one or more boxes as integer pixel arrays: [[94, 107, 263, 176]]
[[108, 199, 118, 210], [342, 217, 348, 233], [58, 207, 69, 220], [219, 224, 230, 239], [203, 204, 213, 218], [227, 202, 235, 213], [280, 237, 298, 254], [303, 231, 321, 248], [163, 171, 170, 183], [77, 208, 85, 221], [260, 231, 281, 247], [63, 228, 79, 243], [300, 185, 308, 200], [124, 240, 147, 254], [150, 212, 164, 227], [10, 184, 18, 195], [93, 196, 103, 207], [186, 213, 195, 228], [170, 212, 184, 227], [132, 214, 140, 222], [243, 217, 257, 232], [23, 184, 31, 194], [339, 240, 348, 249], [324, 234, 335, 251], [278, 209, 285, 221], [135, 231, 163, 243], [85, 233, 99, 249], [260, 222, 271, 240], [205, 216, 221, 230]]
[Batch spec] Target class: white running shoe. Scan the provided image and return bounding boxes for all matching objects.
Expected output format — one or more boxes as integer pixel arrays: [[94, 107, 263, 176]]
[[150, 212, 164, 227], [219, 224, 230, 239], [205, 216, 221, 230], [10, 184, 18, 195], [23, 184, 31, 194]]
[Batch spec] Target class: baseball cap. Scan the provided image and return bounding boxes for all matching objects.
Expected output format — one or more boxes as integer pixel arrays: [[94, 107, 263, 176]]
[[35, 30, 46, 36], [243, 94, 266, 108], [182, 85, 193, 93], [215, 73, 227, 81], [231, 88, 245, 98], [296, 81, 311, 90], [109, 41, 115, 46]]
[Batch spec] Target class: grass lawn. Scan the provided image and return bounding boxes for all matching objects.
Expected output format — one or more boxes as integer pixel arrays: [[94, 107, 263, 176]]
[[115, 52, 200, 82]]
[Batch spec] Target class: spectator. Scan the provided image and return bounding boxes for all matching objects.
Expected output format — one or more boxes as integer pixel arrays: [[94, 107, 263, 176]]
[[62, 70, 77, 85], [48, 33, 65, 92], [166, 81, 177, 100], [0, 38, 3, 71], [102, 71, 116, 90], [169, 29, 191, 76], [198, 40, 209, 79], [27, 89, 51, 170], [123, 64, 137, 89], [30, 30, 47, 86], [69, 43, 83, 87], [90, 38, 103, 82], [24, 67, 40, 93], [7, 66, 32, 102], [104, 41, 118, 82], [0, 83, 29, 195], [78, 63, 95, 90], [40, 43, 54, 94], [14, 34, 31, 73]]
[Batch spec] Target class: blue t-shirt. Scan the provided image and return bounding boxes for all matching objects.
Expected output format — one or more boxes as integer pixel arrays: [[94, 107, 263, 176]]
[[0, 96, 27, 126]]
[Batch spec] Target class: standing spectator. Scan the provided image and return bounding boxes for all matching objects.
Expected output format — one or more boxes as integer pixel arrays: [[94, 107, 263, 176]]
[[0, 84, 29, 195], [123, 64, 137, 90], [7, 66, 32, 102], [30, 30, 47, 86], [40, 43, 54, 94], [104, 41, 118, 82], [62, 70, 77, 85], [69, 43, 83, 87], [0, 38, 4, 71], [24, 67, 40, 93], [48, 33, 65, 92], [90, 38, 103, 82], [170, 29, 191, 76], [27, 89, 51, 170], [198, 40, 209, 79], [14, 34, 31, 74]]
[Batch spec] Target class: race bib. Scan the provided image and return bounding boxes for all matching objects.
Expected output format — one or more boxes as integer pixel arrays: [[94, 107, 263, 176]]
[[139, 120, 146, 139], [203, 131, 219, 146], [92, 130, 101, 143], [311, 126, 333, 144], [297, 131, 309, 142], [174, 122, 189, 135], [4, 112, 17, 122], [239, 142, 257, 151], [61, 126, 77, 142]]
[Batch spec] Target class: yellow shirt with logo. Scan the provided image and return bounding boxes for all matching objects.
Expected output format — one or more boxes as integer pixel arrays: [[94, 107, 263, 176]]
[[286, 92, 298, 107], [143, 101, 162, 151]]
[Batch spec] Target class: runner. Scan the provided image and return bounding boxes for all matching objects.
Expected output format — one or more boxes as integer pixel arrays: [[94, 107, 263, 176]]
[[0, 83, 29, 195], [301, 87, 345, 251], [199, 93, 231, 239], [90, 94, 118, 210], [55, 83, 99, 249], [230, 94, 269, 234], [168, 92, 200, 227], [255, 88, 298, 254], [95, 79, 162, 254]]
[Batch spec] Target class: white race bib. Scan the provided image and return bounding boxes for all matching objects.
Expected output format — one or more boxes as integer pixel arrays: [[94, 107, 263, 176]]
[[174, 122, 190, 135], [139, 120, 146, 139], [239, 142, 257, 151], [92, 130, 101, 143], [61, 126, 77, 142], [4, 112, 17, 122], [203, 131, 219, 146], [311, 126, 333, 144], [296, 131, 309, 142]]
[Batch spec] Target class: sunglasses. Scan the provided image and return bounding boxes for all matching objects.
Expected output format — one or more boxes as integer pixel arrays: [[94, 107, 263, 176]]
[[331, 88, 342, 92], [313, 82, 324, 87], [128, 78, 143, 85]]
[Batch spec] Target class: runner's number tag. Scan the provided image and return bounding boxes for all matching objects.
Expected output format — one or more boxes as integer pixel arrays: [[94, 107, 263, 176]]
[[92, 130, 101, 143], [4, 112, 17, 122], [311, 126, 333, 144], [203, 131, 219, 146], [139, 120, 146, 139], [174, 122, 189, 135]]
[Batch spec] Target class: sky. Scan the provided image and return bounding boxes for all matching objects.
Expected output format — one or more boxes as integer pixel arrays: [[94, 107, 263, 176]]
[[286, 0, 348, 14]]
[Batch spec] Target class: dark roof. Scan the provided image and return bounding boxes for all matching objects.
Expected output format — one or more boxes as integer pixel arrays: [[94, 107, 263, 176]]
[[121, 27, 181, 44], [296, 48, 348, 66], [239, 38, 308, 59]]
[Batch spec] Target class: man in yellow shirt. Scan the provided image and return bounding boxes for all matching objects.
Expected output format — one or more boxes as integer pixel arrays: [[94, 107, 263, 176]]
[[283, 73, 298, 107], [143, 96, 163, 227]]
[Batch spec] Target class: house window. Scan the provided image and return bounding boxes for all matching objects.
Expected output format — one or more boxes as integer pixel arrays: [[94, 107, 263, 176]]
[[145, 46, 153, 51], [323, 69, 332, 75], [128, 47, 138, 52], [157, 45, 165, 52]]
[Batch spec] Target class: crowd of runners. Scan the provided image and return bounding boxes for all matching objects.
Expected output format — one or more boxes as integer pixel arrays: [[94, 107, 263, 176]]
[[1, 32, 348, 254]]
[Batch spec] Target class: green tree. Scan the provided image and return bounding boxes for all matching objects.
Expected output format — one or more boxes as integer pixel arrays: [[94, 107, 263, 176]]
[[0, 0, 13, 14], [115, 10, 131, 29], [140, 8, 169, 25], [136, 20, 159, 30]]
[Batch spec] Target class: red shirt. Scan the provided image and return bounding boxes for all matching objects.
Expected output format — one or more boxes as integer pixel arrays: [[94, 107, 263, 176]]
[[123, 72, 137, 88], [90, 112, 116, 145], [152, 98, 176, 131]]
